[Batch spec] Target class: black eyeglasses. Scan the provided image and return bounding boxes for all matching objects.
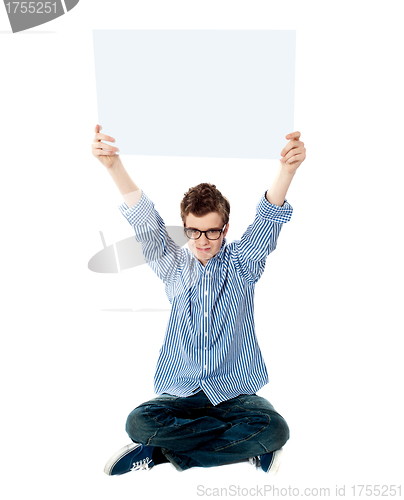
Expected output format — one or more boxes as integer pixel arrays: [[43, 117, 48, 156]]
[[184, 224, 227, 240]]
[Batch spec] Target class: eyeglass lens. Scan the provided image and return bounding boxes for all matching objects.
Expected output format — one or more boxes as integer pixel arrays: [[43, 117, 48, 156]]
[[185, 229, 221, 240]]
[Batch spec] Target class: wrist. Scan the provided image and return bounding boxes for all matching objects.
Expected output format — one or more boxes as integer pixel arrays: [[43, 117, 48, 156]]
[[279, 161, 298, 177], [105, 155, 123, 170]]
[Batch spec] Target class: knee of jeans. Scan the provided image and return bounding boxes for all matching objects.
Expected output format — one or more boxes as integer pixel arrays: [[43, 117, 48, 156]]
[[269, 413, 290, 448], [125, 406, 151, 444]]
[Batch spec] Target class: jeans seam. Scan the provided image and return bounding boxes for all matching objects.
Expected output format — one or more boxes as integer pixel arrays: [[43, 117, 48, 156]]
[[144, 406, 198, 437], [211, 409, 271, 452]]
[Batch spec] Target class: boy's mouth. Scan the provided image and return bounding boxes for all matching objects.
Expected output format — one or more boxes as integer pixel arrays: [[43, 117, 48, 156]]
[[197, 247, 211, 252]]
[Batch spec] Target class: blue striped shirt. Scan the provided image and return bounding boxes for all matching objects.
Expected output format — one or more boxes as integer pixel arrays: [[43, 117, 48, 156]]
[[118, 191, 293, 405]]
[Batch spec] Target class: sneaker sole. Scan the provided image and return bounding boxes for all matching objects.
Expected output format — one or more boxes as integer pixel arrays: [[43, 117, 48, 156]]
[[104, 442, 141, 475], [266, 448, 283, 475]]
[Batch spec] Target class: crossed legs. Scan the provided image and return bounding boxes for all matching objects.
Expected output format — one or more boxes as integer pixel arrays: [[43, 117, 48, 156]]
[[125, 391, 290, 471]]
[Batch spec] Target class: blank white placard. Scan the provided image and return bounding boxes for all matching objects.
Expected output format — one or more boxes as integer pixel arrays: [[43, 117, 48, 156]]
[[93, 30, 296, 159]]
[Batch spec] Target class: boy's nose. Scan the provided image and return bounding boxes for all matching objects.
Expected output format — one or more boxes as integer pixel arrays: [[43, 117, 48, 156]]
[[198, 233, 210, 245]]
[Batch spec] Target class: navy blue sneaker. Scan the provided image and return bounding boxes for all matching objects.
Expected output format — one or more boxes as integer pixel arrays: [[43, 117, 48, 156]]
[[104, 443, 155, 475], [249, 448, 283, 475]]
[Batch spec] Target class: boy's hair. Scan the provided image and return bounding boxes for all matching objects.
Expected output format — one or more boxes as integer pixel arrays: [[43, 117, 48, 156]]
[[180, 183, 230, 226]]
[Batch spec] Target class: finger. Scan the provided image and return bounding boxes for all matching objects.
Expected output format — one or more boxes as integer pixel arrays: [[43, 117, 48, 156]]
[[281, 141, 304, 158], [283, 152, 305, 164], [281, 146, 305, 162], [92, 140, 117, 150], [96, 150, 119, 156], [92, 147, 119, 157], [284, 144, 305, 157], [285, 131, 301, 140], [92, 142, 118, 153], [93, 133, 116, 143]]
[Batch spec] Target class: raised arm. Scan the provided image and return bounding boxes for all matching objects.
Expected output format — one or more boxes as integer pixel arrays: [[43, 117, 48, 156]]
[[266, 131, 306, 206], [234, 131, 306, 283], [91, 124, 141, 203], [91, 124, 187, 294]]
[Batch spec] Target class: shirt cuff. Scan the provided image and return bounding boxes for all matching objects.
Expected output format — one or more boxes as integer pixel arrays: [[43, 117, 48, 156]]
[[256, 191, 293, 223], [118, 191, 155, 226]]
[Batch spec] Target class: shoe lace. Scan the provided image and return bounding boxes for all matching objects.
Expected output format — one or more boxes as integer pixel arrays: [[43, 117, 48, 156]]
[[131, 457, 153, 471], [249, 456, 261, 468]]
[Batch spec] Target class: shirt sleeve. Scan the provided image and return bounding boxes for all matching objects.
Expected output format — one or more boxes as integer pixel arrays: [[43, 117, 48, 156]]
[[233, 191, 293, 284], [118, 191, 186, 292]]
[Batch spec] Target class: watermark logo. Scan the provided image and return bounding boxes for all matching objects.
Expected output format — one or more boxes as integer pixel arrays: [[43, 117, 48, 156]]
[[3, 0, 79, 33], [89, 227, 195, 312], [88, 227, 188, 274]]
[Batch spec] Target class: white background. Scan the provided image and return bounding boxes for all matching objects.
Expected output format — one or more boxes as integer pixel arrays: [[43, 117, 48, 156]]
[[1, 1, 403, 499]]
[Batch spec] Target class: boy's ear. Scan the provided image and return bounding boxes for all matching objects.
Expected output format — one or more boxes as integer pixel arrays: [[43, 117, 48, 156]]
[[224, 223, 229, 237]]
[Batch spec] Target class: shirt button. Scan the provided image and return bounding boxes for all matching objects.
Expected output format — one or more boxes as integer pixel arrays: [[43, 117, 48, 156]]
[[204, 347, 207, 350], [205, 332, 208, 336], [204, 365, 207, 369], [205, 291, 208, 295], [204, 313, 208, 317]]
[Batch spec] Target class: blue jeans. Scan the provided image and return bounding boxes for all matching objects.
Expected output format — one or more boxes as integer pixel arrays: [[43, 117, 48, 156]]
[[125, 390, 290, 471]]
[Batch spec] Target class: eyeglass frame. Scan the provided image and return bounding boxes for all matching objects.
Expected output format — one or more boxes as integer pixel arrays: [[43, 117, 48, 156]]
[[183, 224, 227, 241]]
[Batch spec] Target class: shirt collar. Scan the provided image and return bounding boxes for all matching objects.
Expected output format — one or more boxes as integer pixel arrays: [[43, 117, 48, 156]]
[[214, 237, 227, 261]]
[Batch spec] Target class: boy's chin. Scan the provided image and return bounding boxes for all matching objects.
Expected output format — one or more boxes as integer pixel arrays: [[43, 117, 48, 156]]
[[194, 251, 212, 265]]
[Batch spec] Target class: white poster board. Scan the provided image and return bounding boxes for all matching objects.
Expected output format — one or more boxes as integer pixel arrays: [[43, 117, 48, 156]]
[[93, 30, 296, 159]]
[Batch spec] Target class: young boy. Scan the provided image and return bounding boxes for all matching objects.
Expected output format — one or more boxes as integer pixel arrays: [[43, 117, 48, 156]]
[[92, 124, 306, 475]]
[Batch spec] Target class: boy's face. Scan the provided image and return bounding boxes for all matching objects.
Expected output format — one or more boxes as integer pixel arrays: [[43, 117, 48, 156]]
[[184, 212, 229, 266]]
